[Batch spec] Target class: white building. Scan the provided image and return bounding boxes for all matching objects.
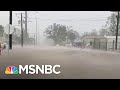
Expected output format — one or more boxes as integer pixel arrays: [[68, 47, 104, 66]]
[[104, 36, 120, 50], [81, 35, 120, 50]]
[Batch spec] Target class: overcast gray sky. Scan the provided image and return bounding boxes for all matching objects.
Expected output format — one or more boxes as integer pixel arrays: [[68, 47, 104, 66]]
[[0, 11, 112, 38]]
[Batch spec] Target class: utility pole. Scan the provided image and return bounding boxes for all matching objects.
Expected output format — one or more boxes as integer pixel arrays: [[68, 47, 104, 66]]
[[115, 11, 119, 50], [37, 24, 40, 45], [21, 13, 23, 47], [9, 11, 12, 50], [28, 11, 39, 46], [36, 17, 37, 45], [16, 12, 31, 47], [34, 33, 36, 46], [25, 11, 27, 43]]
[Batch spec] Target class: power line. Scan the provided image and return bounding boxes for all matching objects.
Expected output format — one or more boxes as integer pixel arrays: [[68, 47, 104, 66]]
[[28, 18, 107, 22]]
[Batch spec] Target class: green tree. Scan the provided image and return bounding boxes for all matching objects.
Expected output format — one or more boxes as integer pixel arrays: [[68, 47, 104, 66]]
[[44, 23, 80, 45], [81, 29, 98, 38], [90, 29, 98, 36], [67, 30, 79, 43], [81, 32, 90, 37], [106, 13, 120, 36], [99, 26, 109, 36], [44, 23, 67, 45], [0, 25, 4, 37]]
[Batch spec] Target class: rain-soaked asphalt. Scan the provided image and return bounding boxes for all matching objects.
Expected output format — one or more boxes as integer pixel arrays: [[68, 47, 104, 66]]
[[0, 46, 120, 79]]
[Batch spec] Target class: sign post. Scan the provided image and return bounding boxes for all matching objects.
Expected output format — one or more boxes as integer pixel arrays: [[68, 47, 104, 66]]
[[4, 24, 14, 54]]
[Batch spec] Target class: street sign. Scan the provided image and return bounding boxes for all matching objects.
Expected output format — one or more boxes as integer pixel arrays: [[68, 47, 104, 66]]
[[4, 24, 14, 34]]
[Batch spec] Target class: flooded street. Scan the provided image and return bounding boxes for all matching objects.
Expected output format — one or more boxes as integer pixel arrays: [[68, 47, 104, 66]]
[[0, 46, 120, 79]]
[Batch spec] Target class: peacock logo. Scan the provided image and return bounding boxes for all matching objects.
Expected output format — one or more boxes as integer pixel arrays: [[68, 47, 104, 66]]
[[5, 66, 18, 74]]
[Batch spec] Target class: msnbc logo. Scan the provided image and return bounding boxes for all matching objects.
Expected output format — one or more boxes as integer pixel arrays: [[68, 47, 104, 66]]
[[5, 65, 61, 75], [5, 66, 18, 74]]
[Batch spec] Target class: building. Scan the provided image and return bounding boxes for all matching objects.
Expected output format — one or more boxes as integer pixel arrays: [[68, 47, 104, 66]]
[[81, 35, 120, 50], [104, 36, 120, 50], [81, 35, 106, 49]]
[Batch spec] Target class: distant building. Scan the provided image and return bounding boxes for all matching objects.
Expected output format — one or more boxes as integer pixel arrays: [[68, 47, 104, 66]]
[[81, 35, 120, 50], [81, 35, 106, 49], [104, 36, 120, 50]]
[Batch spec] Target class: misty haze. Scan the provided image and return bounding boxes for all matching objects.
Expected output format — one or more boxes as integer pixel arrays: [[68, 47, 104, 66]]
[[0, 11, 120, 79]]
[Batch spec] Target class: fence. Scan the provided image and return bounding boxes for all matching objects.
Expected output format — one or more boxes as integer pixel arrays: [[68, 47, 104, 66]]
[[92, 39, 120, 52]]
